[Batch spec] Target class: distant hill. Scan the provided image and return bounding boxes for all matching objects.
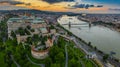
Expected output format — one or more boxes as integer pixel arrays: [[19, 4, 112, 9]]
[[0, 9, 81, 16]]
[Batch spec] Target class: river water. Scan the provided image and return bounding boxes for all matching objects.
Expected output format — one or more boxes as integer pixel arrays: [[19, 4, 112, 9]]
[[58, 15, 120, 59]]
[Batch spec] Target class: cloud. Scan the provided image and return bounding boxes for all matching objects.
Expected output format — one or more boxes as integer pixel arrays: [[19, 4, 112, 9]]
[[41, 0, 74, 4], [0, 0, 25, 5], [109, 8, 120, 11], [72, 4, 103, 9], [0, 0, 28, 10], [97, 5, 103, 7], [25, 3, 31, 6]]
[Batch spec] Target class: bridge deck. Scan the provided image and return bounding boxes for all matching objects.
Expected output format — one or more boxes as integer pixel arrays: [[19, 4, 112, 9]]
[[62, 23, 88, 25]]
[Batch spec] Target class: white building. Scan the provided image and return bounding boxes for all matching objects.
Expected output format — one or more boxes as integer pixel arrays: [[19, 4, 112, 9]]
[[7, 16, 47, 37]]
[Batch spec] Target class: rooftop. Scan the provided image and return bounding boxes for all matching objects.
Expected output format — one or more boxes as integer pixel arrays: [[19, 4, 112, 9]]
[[7, 17, 45, 23], [40, 27, 48, 34]]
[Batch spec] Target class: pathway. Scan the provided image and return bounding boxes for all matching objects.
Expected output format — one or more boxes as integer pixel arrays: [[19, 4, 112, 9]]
[[65, 44, 68, 67], [10, 55, 20, 67], [26, 54, 45, 67]]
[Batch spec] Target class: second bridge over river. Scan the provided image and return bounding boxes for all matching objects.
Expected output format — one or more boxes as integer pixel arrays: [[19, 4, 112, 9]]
[[62, 22, 92, 28]]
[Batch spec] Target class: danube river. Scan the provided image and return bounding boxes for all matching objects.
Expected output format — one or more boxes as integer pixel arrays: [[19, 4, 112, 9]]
[[58, 15, 120, 59]]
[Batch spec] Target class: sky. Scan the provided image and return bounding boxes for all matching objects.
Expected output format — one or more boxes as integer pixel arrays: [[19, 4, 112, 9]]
[[0, 0, 120, 13]]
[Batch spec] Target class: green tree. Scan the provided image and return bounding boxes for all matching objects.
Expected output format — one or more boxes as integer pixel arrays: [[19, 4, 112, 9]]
[[11, 31, 16, 38], [30, 29, 35, 32], [26, 37, 32, 44], [68, 58, 81, 67], [25, 28, 31, 35], [27, 25, 31, 30], [55, 52, 65, 63], [49, 46, 60, 61], [45, 57, 52, 67], [103, 54, 109, 62], [18, 27, 25, 35], [50, 63, 60, 67]]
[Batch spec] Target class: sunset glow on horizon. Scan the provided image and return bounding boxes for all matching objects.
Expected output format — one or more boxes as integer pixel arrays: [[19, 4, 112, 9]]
[[0, 0, 120, 13], [15, 0, 109, 13]]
